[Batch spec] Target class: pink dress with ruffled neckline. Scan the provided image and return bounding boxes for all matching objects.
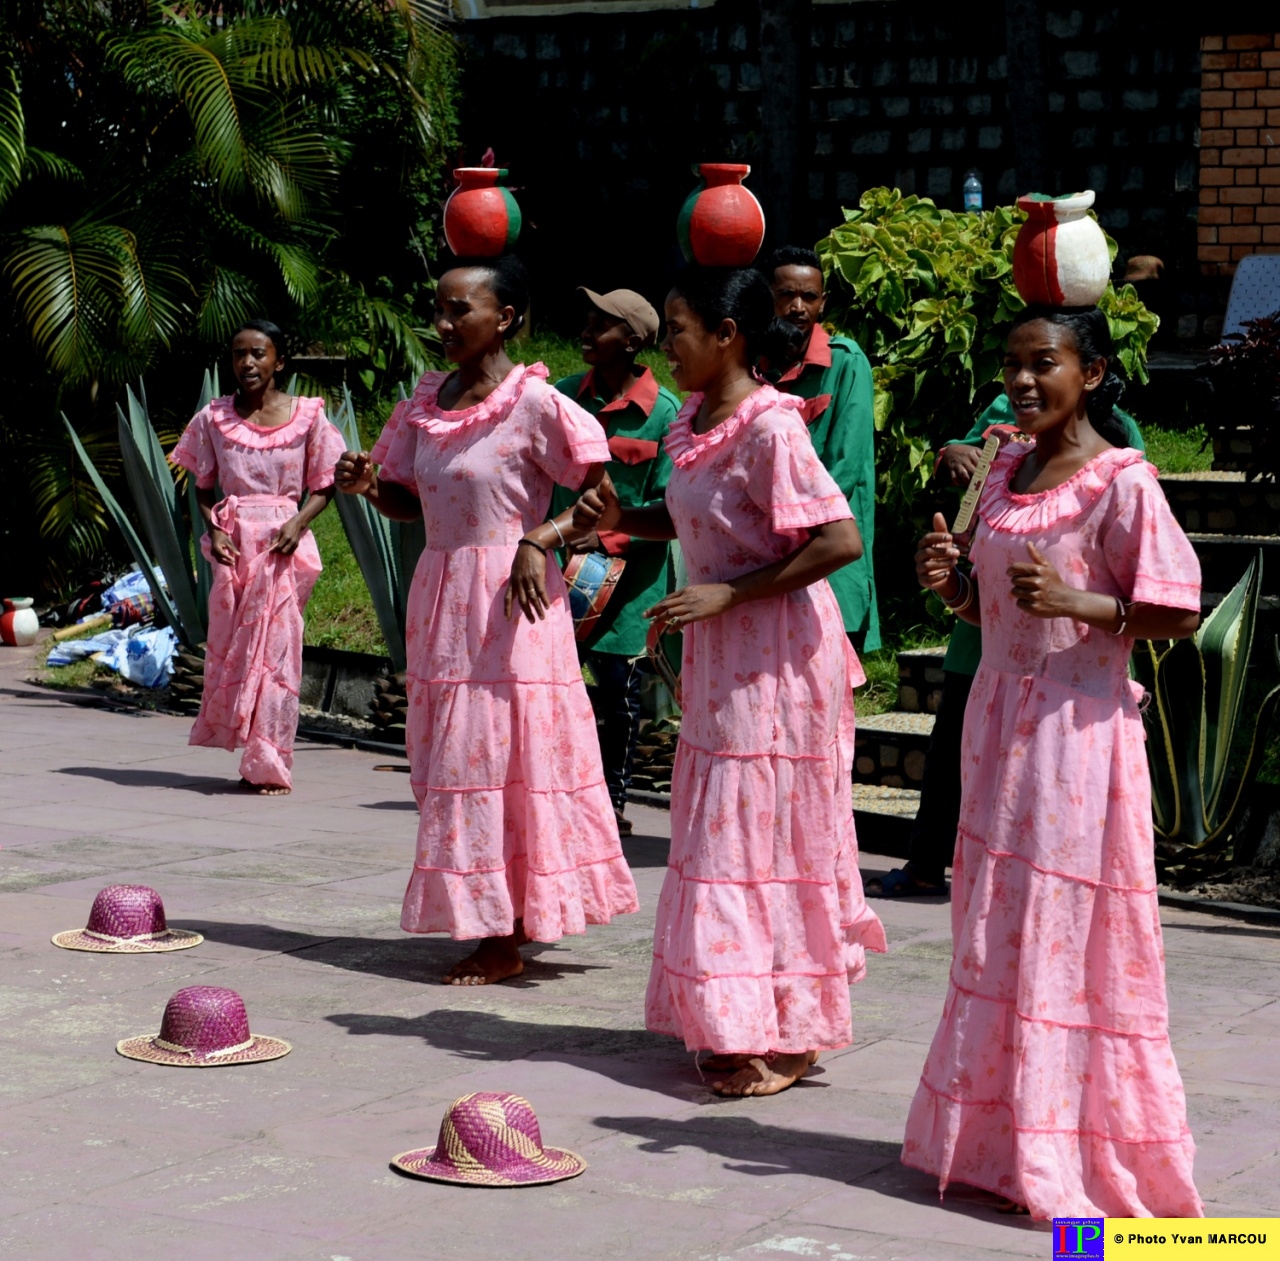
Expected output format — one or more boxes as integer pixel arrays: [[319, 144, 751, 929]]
[[372, 363, 639, 941], [902, 442, 1204, 1219], [170, 395, 346, 789], [644, 385, 887, 1054]]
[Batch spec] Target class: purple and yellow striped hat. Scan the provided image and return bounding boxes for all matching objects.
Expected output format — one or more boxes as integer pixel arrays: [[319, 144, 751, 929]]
[[391, 1092, 586, 1187]]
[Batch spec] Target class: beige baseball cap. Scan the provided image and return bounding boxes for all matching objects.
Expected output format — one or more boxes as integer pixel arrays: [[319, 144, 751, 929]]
[[578, 287, 660, 348]]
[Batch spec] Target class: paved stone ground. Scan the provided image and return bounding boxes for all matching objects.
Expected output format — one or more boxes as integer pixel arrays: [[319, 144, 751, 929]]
[[2, 649, 1278, 1261]]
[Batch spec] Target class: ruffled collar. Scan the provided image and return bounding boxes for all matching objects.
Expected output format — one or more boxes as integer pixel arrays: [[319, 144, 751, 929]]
[[209, 395, 317, 450], [664, 384, 802, 468], [979, 442, 1151, 533], [402, 362, 548, 436]]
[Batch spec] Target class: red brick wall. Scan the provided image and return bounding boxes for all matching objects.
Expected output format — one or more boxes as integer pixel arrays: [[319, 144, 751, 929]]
[[1199, 33, 1280, 275]]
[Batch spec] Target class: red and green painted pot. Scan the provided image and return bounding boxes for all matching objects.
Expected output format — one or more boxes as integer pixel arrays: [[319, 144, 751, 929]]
[[677, 163, 766, 268], [443, 168, 522, 258], [1012, 191, 1110, 307]]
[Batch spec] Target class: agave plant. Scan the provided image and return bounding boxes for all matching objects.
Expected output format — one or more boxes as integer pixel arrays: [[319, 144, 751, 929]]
[[63, 375, 217, 650], [328, 387, 424, 673], [1131, 554, 1280, 884]]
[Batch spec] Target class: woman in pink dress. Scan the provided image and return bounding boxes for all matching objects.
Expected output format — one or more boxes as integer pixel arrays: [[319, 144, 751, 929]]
[[335, 256, 638, 985], [576, 267, 886, 1096], [170, 320, 346, 795], [905, 305, 1204, 1218]]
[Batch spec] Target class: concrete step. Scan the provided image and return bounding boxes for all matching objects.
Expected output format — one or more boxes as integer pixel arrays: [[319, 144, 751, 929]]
[[895, 645, 947, 713], [854, 711, 934, 788], [1186, 535, 1280, 596], [851, 784, 919, 860], [1159, 471, 1280, 537]]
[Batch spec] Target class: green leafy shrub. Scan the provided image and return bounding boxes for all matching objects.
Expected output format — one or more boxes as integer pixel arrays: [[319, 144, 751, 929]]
[[817, 188, 1158, 555]]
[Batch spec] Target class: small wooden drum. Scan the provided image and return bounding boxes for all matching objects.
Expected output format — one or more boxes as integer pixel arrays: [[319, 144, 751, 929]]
[[563, 551, 627, 643]]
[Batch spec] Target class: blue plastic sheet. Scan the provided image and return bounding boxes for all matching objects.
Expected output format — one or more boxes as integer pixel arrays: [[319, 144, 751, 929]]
[[45, 624, 177, 689]]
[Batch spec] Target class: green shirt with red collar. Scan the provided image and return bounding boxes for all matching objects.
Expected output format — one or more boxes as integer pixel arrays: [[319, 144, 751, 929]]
[[770, 324, 879, 649], [550, 366, 680, 657]]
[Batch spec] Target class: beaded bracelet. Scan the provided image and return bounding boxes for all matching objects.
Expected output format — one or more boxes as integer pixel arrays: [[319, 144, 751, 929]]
[[517, 538, 547, 555]]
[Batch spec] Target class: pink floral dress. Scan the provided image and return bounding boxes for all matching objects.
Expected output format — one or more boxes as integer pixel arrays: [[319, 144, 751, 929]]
[[371, 363, 639, 942], [902, 443, 1204, 1219], [170, 396, 346, 789], [644, 386, 887, 1054]]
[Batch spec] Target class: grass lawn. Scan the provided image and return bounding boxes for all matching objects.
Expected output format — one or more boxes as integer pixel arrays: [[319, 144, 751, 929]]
[[1139, 423, 1212, 474]]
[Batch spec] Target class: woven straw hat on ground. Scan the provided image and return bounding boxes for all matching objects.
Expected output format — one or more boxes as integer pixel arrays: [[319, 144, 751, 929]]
[[117, 986, 291, 1067], [392, 1092, 586, 1187], [53, 884, 202, 953]]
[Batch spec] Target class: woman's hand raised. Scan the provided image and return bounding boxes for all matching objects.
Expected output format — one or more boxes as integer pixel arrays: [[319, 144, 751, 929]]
[[915, 512, 962, 593], [1007, 541, 1075, 619], [572, 472, 621, 535], [335, 451, 374, 496]]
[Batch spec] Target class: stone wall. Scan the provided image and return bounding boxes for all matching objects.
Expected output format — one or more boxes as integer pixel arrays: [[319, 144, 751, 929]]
[[457, 1, 1204, 331]]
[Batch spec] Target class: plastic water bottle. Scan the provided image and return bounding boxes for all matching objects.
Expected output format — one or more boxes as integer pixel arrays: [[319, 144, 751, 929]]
[[963, 170, 982, 212]]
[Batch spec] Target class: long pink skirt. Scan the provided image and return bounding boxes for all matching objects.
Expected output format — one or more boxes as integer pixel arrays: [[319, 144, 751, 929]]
[[191, 495, 320, 790]]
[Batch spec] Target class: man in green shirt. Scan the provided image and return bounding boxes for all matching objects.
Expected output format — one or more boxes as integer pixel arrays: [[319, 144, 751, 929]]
[[766, 246, 880, 652], [551, 287, 680, 836], [865, 393, 1147, 897]]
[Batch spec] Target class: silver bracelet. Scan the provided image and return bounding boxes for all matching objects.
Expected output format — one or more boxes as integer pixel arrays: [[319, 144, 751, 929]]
[[548, 518, 567, 548], [943, 570, 974, 614], [1111, 596, 1129, 637]]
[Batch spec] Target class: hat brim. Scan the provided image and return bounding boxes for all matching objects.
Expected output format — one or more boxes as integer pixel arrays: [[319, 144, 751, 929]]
[[390, 1145, 586, 1187], [53, 929, 203, 954], [116, 1034, 291, 1066]]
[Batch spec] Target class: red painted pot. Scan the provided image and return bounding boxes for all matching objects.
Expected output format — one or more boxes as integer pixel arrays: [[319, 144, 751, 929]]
[[677, 163, 766, 268], [0, 598, 38, 647], [443, 168, 522, 258], [1012, 191, 1110, 307]]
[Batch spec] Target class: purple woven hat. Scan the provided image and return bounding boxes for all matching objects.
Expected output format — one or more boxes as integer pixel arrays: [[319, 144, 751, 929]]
[[116, 986, 291, 1067], [392, 1092, 586, 1187], [53, 884, 202, 953]]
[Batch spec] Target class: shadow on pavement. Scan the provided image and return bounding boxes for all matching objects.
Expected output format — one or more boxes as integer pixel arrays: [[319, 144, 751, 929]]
[[325, 1007, 694, 1095], [179, 920, 608, 989], [594, 1113, 1044, 1226], [595, 1112, 904, 1184], [58, 765, 242, 794]]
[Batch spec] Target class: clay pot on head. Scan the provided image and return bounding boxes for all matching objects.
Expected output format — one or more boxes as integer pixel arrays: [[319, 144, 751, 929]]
[[677, 163, 766, 268], [0, 598, 38, 647], [1013, 191, 1111, 308], [443, 168, 522, 258]]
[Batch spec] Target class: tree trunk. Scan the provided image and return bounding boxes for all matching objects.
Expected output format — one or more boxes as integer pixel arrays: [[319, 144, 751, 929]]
[[1004, 0, 1049, 194], [758, 0, 807, 247]]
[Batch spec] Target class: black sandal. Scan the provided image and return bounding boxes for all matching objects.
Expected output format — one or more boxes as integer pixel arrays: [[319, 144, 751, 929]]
[[863, 868, 948, 898]]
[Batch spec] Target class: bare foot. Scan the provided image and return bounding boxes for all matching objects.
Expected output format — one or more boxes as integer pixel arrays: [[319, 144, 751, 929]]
[[992, 1197, 1030, 1215], [240, 777, 290, 796], [711, 1050, 819, 1097], [700, 1053, 754, 1072], [443, 933, 525, 986]]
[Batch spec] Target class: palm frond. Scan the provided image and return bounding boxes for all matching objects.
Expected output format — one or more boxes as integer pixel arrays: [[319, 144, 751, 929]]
[[22, 147, 85, 186], [0, 54, 25, 208]]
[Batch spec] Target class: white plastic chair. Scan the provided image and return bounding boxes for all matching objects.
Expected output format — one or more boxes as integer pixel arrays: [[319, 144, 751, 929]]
[[1221, 254, 1280, 340]]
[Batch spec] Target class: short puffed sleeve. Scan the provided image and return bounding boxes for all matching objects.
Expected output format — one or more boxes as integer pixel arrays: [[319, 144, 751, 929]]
[[369, 398, 406, 467], [529, 386, 610, 490], [1102, 464, 1202, 611], [744, 409, 853, 538], [169, 408, 218, 489], [371, 402, 419, 492], [303, 401, 348, 492]]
